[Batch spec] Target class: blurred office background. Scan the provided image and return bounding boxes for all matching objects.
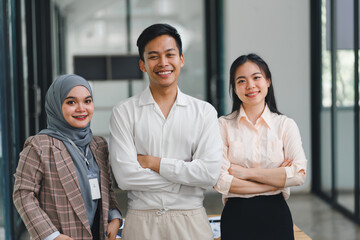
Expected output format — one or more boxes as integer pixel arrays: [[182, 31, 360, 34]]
[[1, 0, 360, 239]]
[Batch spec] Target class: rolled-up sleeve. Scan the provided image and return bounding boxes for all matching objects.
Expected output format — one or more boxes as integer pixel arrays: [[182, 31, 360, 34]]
[[283, 118, 307, 187], [214, 118, 234, 195]]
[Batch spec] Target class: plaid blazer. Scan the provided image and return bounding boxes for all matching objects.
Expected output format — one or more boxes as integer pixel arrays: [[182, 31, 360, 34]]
[[13, 135, 120, 240]]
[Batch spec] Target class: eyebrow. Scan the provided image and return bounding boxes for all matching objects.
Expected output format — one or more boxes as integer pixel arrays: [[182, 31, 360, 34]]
[[147, 48, 177, 55], [64, 95, 92, 100], [235, 72, 262, 80]]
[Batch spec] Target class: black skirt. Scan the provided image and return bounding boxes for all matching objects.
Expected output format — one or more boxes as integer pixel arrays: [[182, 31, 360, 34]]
[[221, 194, 294, 240]]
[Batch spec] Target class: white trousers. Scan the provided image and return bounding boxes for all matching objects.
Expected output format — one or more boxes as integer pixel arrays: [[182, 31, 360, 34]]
[[122, 207, 213, 240]]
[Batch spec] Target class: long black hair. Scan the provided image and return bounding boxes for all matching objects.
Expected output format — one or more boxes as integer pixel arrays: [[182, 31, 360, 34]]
[[229, 53, 281, 115]]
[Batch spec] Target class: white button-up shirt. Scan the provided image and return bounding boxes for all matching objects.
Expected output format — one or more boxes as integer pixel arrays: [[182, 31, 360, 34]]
[[109, 87, 222, 210]]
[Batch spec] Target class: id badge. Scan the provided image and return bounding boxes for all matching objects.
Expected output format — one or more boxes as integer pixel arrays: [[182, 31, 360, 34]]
[[89, 177, 101, 200]]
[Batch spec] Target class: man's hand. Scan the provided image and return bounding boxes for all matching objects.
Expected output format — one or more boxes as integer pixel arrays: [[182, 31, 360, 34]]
[[55, 234, 74, 240], [137, 155, 161, 173], [107, 218, 121, 240]]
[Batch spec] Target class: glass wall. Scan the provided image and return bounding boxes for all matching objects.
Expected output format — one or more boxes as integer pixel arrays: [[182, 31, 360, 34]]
[[335, 0, 355, 213], [314, 0, 360, 222], [320, 0, 332, 197], [0, 0, 56, 238], [0, 0, 19, 238], [54, 0, 208, 139]]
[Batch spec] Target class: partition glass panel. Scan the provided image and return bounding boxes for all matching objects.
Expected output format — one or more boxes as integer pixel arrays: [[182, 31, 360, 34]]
[[320, 0, 332, 197], [316, 0, 360, 222], [59, 0, 129, 138], [335, 0, 355, 213]]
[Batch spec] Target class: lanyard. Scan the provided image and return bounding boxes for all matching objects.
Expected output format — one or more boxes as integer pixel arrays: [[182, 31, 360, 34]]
[[65, 137, 94, 176], [66, 138, 89, 165], [65, 137, 101, 200]]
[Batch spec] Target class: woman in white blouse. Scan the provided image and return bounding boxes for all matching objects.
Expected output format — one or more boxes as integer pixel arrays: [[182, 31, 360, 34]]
[[214, 53, 307, 240]]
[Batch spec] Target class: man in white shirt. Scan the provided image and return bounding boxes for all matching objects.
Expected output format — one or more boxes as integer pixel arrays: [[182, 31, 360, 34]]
[[109, 23, 222, 240]]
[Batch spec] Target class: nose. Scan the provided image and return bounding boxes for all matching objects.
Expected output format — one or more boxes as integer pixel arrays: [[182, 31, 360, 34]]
[[246, 79, 255, 89], [158, 55, 169, 67], [76, 103, 85, 112]]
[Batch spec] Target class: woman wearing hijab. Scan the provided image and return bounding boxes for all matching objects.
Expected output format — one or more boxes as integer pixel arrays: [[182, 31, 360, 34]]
[[13, 74, 121, 240]]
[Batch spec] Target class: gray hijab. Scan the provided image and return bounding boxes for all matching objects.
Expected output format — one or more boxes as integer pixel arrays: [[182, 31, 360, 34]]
[[39, 74, 93, 147], [39, 74, 101, 227]]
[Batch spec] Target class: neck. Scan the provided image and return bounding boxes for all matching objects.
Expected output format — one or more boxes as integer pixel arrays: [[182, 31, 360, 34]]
[[150, 84, 177, 102], [149, 85, 177, 118], [243, 102, 266, 125]]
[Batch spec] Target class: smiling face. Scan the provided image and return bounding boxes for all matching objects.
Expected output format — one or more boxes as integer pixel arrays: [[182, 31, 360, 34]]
[[139, 34, 184, 91], [233, 61, 271, 110], [61, 86, 94, 128]]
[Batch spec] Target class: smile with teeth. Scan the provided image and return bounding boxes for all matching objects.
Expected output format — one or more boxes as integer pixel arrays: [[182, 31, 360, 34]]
[[73, 115, 87, 120], [157, 70, 172, 75], [246, 91, 260, 97]]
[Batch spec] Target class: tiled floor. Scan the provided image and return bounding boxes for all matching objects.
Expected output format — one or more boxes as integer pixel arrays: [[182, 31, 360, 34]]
[[6, 191, 360, 240], [287, 194, 360, 240]]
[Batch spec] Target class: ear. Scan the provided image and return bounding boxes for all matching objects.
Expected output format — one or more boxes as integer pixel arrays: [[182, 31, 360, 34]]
[[233, 86, 238, 95], [180, 54, 185, 68], [139, 59, 147, 73], [267, 78, 271, 87]]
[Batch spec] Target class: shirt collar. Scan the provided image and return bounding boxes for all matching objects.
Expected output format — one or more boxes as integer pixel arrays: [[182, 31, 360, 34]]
[[261, 105, 273, 129], [138, 86, 188, 107], [238, 104, 273, 129]]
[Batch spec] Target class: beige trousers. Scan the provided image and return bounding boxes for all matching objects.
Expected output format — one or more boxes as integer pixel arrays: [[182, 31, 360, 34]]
[[121, 207, 213, 240]]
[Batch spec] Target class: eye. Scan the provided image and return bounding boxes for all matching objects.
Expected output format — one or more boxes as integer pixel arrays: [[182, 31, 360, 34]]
[[85, 99, 93, 104], [236, 79, 245, 84], [254, 75, 262, 80], [148, 55, 158, 60], [65, 100, 75, 105], [167, 53, 176, 57]]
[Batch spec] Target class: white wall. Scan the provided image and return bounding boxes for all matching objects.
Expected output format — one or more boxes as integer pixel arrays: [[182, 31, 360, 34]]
[[224, 0, 311, 192]]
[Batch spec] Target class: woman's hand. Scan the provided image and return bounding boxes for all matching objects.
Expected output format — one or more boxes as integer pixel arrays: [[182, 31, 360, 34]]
[[107, 218, 121, 240], [229, 160, 289, 188], [55, 234, 74, 240], [229, 164, 248, 180], [280, 158, 293, 167]]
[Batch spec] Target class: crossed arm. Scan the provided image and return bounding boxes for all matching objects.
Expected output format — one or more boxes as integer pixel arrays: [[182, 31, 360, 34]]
[[214, 118, 307, 196], [229, 158, 293, 188], [136, 137, 291, 194], [137, 155, 160, 173], [227, 159, 293, 194], [109, 105, 222, 191]]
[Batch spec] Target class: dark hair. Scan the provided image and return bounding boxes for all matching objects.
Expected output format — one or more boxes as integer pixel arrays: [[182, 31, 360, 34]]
[[136, 23, 183, 61], [229, 53, 281, 115]]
